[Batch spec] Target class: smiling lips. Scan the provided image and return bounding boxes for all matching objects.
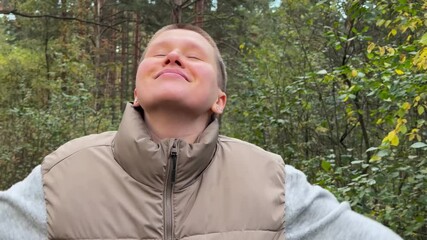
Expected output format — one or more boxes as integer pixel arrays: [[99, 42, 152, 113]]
[[155, 69, 189, 81]]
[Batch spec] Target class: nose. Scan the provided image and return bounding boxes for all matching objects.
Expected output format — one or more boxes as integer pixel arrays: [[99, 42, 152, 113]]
[[163, 50, 183, 67]]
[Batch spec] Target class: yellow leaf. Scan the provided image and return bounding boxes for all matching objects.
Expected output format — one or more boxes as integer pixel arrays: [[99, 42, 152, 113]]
[[415, 96, 421, 102], [391, 134, 399, 146], [399, 54, 406, 63], [343, 95, 349, 102], [383, 130, 395, 143], [351, 69, 358, 77], [413, 47, 427, 70], [376, 118, 383, 125], [367, 42, 376, 53], [376, 19, 385, 27], [370, 155, 382, 162], [402, 102, 411, 110], [397, 118, 407, 125], [379, 46, 385, 56], [411, 128, 419, 134], [401, 26, 409, 33], [239, 43, 245, 50], [316, 126, 329, 133], [395, 69, 404, 75], [388, 29, 397, 37], [386, 46, 395, 55], [389, 130, 396, 139]]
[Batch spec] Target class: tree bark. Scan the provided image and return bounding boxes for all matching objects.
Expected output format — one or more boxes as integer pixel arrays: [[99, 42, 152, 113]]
[[194, 0, 204, 27], [172, 0, 182, 23]]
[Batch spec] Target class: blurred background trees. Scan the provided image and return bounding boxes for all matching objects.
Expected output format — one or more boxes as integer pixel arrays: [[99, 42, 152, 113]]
[[0, 0, 425, 238]]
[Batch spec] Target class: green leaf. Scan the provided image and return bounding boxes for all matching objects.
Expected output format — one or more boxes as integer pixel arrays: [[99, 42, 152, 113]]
[[316, 126, 329, 133], [366, 147, 378, 152], [316, 69, 328, 75], [376, 19, 385, 27], [410, 142, 427, 149], [416, 216, 424, 223], [377, 150, 389, 157], [277, 119, 285, 124], [321, 160, 331, 171], [418, 106, 425, 115], [400, 124, 407, 134], [367, 179, 376, 185], [419, 33, 427, 46]]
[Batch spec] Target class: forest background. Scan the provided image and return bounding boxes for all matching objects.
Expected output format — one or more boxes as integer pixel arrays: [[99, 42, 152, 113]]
[[0, 0, 426, 238]]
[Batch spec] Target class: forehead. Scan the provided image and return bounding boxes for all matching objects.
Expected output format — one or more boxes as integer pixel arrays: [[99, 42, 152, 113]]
[[147, 29, 215, 54]]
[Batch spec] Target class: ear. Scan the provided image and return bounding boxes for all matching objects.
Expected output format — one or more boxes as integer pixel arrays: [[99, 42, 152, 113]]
[[211, 90, 227, 115], [133, 89, 140, 107]]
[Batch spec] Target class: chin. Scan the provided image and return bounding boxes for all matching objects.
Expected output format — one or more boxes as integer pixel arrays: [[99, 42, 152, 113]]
[[156, 92, 187, 102]]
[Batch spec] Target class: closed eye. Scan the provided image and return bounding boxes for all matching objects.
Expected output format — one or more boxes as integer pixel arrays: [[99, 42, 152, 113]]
[[187, 56, 201, 60]]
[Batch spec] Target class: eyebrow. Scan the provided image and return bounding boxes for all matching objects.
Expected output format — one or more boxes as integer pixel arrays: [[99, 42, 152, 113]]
[[148, 39, 210, 54]]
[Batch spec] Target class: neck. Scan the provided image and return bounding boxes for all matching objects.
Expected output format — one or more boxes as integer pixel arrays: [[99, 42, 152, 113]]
[[143, 109, 211, 144]]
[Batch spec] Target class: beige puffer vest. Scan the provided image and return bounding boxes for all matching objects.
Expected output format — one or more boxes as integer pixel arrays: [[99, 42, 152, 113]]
[[42, 104, 286, 240]]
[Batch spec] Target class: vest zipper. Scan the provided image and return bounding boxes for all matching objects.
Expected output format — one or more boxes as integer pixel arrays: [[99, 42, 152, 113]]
[[164, 140, 178, 240]]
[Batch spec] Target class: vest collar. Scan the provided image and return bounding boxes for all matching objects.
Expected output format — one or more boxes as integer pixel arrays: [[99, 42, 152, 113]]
[[112, 103, 218, 190]]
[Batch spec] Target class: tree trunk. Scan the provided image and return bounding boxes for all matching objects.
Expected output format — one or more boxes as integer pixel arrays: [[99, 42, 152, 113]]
[[172, 0, 182, 23], [120, 11, 129, 111], [132, 12, 141, 92], [194, 0, 204, 27]]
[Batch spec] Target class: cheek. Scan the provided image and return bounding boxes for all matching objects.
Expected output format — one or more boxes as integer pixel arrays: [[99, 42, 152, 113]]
[[135, 61, 157, 101], [136, 60, 156, 83], [195, 64, 218, 87], [196, 67, 220, 105]]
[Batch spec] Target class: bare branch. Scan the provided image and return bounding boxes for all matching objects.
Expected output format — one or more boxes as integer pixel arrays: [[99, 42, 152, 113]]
[[182, 0, 197, 9], [0, 9, 120, 31]]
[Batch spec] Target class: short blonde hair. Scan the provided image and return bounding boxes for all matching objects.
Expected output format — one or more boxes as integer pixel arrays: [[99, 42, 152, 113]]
[[142, 24, 227, 92]]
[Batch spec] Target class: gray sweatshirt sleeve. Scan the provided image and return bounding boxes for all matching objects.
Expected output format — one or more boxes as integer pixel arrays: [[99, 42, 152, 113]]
[[284, 164, 402, 240], [0, 165, 47, 239]]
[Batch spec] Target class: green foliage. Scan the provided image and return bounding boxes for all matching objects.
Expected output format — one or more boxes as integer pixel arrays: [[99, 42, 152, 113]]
[[222, 0, 426, 238], [0, 18, 117, 188], [0, 0, 425, 239]]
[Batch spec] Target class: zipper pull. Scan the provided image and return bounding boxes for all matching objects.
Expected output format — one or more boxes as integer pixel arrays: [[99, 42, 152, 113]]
[[170, 142, 178, 183]]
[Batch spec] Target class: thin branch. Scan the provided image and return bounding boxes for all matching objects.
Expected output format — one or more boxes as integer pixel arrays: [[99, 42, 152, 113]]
[[182, 0, 197, 9], [0, 9, 119, 31], [216, 40, 240, 54]]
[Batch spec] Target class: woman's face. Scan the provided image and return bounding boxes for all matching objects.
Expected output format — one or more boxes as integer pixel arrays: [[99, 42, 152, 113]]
[[134, 29, 225, 117]]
